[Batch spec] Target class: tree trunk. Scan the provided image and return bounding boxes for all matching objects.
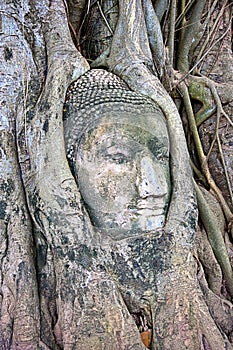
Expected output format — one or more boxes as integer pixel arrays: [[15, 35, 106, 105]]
[[0, 0, 233, 349]]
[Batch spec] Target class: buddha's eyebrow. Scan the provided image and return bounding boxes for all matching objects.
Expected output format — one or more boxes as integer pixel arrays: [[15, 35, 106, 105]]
[[98, 140, 140, 154]]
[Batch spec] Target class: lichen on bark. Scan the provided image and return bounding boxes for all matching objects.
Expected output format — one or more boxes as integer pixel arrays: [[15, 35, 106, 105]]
[[0, 0, 233, 349]]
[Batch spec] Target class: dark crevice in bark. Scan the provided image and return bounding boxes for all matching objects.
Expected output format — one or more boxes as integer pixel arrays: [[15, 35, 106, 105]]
[[0, 222, 8, 266], [1, 0, 233, 349]]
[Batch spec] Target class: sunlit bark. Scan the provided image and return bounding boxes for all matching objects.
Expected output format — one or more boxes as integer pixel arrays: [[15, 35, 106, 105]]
[[0, 0, 233, 349]]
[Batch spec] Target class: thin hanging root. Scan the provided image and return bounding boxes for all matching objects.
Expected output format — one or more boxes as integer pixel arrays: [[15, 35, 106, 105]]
[[77, 0, 92, 47], [22, 63, 29, 149], [62, 1, 79, 44], [195, 0, 228, 71], [97, 1, 114, 34], [179, 82, 233, 237], [193, 0, 219, 68], [204, 78, 233, 206], [206, 105, 220, 161], [167, 0, 176, 69], [179, 82, 206, 161], [194, 181, 233, 298], [217, 135, 233, 206], [190, 160, 207, 186], [175, 22, 232, 86], [179, 0, 186, 44], [175, 0, 195, 28], [207, 77, 233, 127]]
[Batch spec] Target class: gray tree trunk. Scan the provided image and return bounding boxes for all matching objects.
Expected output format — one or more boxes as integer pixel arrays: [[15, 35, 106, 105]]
[[0, 1, 233, 349]]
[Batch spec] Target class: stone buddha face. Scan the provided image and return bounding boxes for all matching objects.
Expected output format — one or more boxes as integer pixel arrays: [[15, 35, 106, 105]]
[[75, 113, 170, 240]]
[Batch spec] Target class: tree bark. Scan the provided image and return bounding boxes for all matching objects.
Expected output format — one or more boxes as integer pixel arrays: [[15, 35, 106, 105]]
[[0, 0, 233, 349]]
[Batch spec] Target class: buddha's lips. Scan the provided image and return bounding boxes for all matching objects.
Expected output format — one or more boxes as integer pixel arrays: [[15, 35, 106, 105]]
[[131, 199, 165, 211], [127, 206, 164, 213]]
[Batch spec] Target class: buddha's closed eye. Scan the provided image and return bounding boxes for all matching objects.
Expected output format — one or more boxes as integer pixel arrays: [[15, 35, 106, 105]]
[[104, 152, 129, 164]]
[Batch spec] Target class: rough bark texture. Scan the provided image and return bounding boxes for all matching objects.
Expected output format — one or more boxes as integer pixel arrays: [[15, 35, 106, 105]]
[[0, 0, 233, 349]]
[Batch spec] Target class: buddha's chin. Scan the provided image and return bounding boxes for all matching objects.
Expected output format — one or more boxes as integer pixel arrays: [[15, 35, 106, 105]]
[[91, 209, 166, 240], [136, 212, 165, 231]]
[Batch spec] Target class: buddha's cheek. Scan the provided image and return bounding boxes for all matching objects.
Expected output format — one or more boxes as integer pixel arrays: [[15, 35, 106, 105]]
[[77, 164, 137, 214]]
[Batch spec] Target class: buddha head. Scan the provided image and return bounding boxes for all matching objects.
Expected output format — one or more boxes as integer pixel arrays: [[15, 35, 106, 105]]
[[64, 70, 171, 240]]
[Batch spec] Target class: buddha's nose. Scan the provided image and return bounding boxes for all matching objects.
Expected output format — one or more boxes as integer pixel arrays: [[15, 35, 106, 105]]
[[136, 156, 168, 198]]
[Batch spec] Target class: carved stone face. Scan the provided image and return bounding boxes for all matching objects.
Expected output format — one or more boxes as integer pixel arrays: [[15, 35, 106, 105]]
[[76, 114, 170, 239]]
